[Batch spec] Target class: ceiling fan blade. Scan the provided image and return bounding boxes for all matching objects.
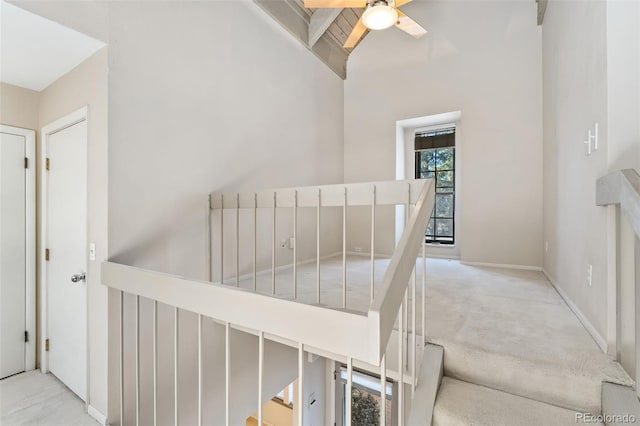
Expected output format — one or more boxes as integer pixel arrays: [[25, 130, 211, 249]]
[[395, 0, 414, 7], [304, 0, 367, 8], [395, 10, 427, 38], [343, 16, 368, 48]]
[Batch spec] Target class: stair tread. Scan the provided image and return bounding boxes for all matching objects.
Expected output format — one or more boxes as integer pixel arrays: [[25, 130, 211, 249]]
[[433, 377, 603, 426]]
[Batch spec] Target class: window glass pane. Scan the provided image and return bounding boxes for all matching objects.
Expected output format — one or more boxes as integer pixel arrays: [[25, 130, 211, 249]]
[[423, 151, 435, 171], [435, 219, 454, 237], [436, 171, 454, 188], [435, 148, 454, 170], [426, 218, 435, 236], [435, 194, 454, 218], [421, 171, 435, 179], [436, 186, 453, 194]]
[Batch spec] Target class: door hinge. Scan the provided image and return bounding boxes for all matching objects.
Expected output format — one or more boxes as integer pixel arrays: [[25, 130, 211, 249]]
[[24, 157, 28, 169], [45, 248, 50, 261], [333, 370, 337, 381], [46, 158, 50, 171], [45, 339, 50, 352], [24, 330, 29, 342]]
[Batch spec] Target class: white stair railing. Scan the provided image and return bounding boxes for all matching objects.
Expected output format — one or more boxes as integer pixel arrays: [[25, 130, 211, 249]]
[[102, 179, 435, 425]]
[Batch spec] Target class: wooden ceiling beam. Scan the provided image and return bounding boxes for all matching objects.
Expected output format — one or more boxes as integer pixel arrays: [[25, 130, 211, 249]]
[[253, 0, 348, 79], [309, 8, 343, 47]]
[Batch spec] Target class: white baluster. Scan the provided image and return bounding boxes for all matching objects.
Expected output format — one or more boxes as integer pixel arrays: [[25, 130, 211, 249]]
[[236, 193, 240, 287], [174, 307, 179, 426], [316, 189, 321, 304], [198, 314, 203, 426], [293, 190, 298, 300], [343, 187, 347, 310], [135, 295, 140, 426], [380, 354, 386, 426], [258, 331, 264, 426], [346, 356, 353, 426], [153, 300, 158, 426], [371, 185, 376, 303]]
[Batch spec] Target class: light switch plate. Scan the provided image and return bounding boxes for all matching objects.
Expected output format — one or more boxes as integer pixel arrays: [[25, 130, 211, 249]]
[[89, 243, 96, 261]]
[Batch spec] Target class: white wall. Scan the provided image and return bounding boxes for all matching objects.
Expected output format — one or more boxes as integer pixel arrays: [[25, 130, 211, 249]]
[[606, 1, 640, 173], [542, 0, 640, 346], [0, 82, 39, 130], [344, 0, 543, 267]]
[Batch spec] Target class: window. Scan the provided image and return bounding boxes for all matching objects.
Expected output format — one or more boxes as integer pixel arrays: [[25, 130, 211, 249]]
[[336, 366, 393, 426], [414, 128, 455, 245]]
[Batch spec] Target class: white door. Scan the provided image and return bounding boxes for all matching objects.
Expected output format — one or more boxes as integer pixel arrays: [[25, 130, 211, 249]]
[[46, 118, 87, 400], [0, 132, 27, 379]]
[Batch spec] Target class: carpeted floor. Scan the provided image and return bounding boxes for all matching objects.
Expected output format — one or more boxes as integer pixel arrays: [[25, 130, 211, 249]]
[[232, 255, 631, 415]]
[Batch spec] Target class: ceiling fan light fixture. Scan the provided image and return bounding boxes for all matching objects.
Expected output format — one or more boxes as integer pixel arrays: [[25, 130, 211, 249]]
[[361, 1, 398, 31]]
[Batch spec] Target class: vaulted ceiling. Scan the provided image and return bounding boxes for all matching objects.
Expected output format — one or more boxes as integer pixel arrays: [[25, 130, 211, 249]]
[[254, 0, 546, 80]]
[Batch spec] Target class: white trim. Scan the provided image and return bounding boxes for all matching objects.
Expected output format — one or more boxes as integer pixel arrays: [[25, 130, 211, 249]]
[[39, 106, 89, 399], [414, 122, 457, 134], [346, 251, 393, 259], [88, 405, 107, 426], [0, 125, 36, 373], [461, 261, 542, 271], [542, 269, 608, 353], [225, 251, 343, 285], [426, 253, 461, 260]]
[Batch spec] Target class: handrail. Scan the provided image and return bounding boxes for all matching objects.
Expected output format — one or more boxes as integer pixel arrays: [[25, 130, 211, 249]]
[[103, 179, 435, 365], [369, 180, 435, 360], [596, 169, 640, 238]]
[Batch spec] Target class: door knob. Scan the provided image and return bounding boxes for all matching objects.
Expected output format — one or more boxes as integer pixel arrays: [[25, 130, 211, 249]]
[[71, 273, 86, 283]]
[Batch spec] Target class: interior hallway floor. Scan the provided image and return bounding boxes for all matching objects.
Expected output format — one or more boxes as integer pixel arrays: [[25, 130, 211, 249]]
[[0, 370, 97, 426]]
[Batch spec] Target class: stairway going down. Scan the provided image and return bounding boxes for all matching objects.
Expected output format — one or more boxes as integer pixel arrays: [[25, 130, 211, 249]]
[[415, 260, 633, 426]]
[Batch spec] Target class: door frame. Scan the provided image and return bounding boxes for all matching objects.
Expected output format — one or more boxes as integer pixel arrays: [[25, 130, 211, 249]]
[[39, 106, 89, 389], [0, 124, 36, 373]]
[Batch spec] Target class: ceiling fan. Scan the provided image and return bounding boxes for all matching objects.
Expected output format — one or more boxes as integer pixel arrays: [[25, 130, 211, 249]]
[[304, 0, 427, 48]]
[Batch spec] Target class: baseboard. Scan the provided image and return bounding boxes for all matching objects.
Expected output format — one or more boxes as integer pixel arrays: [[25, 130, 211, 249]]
[[220, 251, 343, 284], [461, 261, 542, 271], [426, 253, 461, 260], [542, 269, 608, 353], [346, 251, 393, 258], [87, 405, 107, 426]]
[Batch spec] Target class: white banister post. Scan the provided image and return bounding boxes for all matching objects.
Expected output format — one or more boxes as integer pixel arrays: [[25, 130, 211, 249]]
[[225, 322, 230, 426], [258, 331, 264, 426], [119, 291, 124, 426], [343, 187, 347, 310], [253, 193, 257, 291], [380, 354, 386, 426], [298, 343, 304, 426], [135, 295, 140, 426], [404, 291, 408, 369], [198, 314, 203, 426], [412, 266, 417, 396], [398, 296, 404, 426], [272, 192, 276, 295], [174, 307, 179, 426], [220, 194, 224, 284], [208, 194, 213, 282], [371, 185, 376, 303], [346, 356, 353, 426], [294, 190, 298, 299], [317, 189, 321, 304], [153, 300, 158, 426], [422, 244, 427, 347], [236, 193, 240, 287]]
